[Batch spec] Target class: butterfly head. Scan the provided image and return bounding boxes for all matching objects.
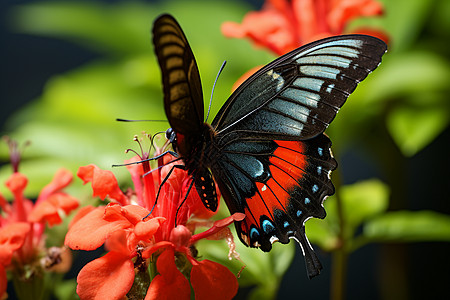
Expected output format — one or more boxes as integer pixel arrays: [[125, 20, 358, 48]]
[[165, 127, 176, 144], [165, 127, 182, 155]]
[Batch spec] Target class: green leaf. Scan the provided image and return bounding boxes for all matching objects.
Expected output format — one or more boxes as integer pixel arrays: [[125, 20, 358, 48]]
[[364, 210, 450, 242], [328, 51, 450, 156], [387, 97, 449, 156], [307, 180, 390, 251], [53, 278, 78, 300], [305, 214, 339, 252], [340, 179, 390, 232]]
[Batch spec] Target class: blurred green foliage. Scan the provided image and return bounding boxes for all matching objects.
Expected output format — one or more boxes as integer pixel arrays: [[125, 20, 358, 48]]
[[1, 0, 274, 197], [2, 0, 450, 299]]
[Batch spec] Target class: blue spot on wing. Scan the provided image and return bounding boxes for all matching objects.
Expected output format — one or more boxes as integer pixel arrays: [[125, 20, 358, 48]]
[[318, 147, 323, 156], [250, 228, 259, 240], [262, 219, 275, 234], [312, 184, 319, 193]]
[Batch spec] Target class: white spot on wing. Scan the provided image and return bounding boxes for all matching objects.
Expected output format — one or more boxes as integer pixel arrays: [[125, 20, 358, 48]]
[[266, 69, 284, 91], [326, 84, 335, 93], [269, 236, 279, 244], [293, 77, 324, 92]]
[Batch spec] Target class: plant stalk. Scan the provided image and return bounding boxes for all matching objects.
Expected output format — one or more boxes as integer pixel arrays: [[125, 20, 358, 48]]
[[330, 169, 347, 300]]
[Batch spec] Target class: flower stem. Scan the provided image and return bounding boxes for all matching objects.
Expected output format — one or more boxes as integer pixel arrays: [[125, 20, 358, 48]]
[[330, 169, 347, 300], [149, 254, 157, 281], [330, 247, 348, 300]]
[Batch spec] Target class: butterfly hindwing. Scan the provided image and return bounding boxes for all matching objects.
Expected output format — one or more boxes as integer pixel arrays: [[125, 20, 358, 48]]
[[211, 134, 336, 278], [153, 14, 204, 136]]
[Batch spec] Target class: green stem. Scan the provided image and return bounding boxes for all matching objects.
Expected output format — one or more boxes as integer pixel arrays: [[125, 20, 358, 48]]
[[331, 248, 348, 300], [149, 254, 158, 281], [330, 169, 347, 300]]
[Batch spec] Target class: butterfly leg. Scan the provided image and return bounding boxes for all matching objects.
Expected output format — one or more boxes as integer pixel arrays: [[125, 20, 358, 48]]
[[142, 163, 185, 220], [174, 177, 195, 226], [112, 150, 179, 167]]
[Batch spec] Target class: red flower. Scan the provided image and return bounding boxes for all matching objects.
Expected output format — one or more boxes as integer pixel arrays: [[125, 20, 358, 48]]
[[0, 222, 30, 296], [28, 169, 79, 226], [222, 0, 387, 56], [0, 168, 78, 298], [66, 148, 243, 300]]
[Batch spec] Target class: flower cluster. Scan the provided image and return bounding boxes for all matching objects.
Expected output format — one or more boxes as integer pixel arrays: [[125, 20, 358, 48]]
[[0, 139, 78, 298], [222, 0, 387, 56], [65, 142, 243, 300]]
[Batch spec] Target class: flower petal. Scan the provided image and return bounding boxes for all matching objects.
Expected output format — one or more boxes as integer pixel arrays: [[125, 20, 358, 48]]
[[69, 205, 96, 229], [134, 217, 165, 240], [37, 168, 73, 202], [221, 8, 296, 55], [145, 249, 190, 300], [76, 251, 134, 300], [190, 213, 245, 244], [328, 0, 383, 33], [28, 192, 79, 226], [191, 259, 238, 300], [65, 206, 132, 251], [5, 172, 28, 197], [141, 241, 173, 259], [77, 165, 128, 205], [118, 205, 152, 225], [0, 222, 31, 266]]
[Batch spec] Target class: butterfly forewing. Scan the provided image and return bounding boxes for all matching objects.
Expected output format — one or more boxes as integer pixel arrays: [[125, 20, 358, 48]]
[[212, 35, 387, 141], [153, 14, 204, 135]]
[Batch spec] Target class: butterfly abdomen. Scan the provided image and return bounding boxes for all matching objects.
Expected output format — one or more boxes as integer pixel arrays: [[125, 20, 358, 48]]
[[172, 122, 219, 212]]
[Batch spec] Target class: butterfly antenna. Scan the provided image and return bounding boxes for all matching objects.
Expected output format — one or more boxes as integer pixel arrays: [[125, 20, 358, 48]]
[[149, 131, 166, 153], [205, 60, 227, 123], [116, 118, 167, 122]]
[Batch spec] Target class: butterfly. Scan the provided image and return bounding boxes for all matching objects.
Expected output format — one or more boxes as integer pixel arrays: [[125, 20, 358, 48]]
[[152, 14, 387, 278]]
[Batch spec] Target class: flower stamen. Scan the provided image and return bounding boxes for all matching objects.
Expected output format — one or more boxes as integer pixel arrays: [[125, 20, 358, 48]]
[[3, 136, 30, 173]]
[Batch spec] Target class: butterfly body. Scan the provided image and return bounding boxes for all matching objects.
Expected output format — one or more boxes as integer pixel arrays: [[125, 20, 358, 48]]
[[152, 14, 387, 278]]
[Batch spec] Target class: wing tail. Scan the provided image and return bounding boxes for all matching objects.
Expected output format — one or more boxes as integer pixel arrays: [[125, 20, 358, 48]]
[[292, 227, 323, 279]]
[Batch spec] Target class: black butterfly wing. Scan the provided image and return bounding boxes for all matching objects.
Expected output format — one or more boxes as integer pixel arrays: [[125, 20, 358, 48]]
[[211, 134, 336, 277], [153, 14, 204, 136], [210, 35, 387, 278], [153, 15, 219, 210], [212, 35, 387, 141]]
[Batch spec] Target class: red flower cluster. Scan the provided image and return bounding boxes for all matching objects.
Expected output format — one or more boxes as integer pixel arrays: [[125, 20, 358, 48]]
[[65, 151, 243, 299], [222, 0, 387, 56], [0, 168, 78, 297]]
